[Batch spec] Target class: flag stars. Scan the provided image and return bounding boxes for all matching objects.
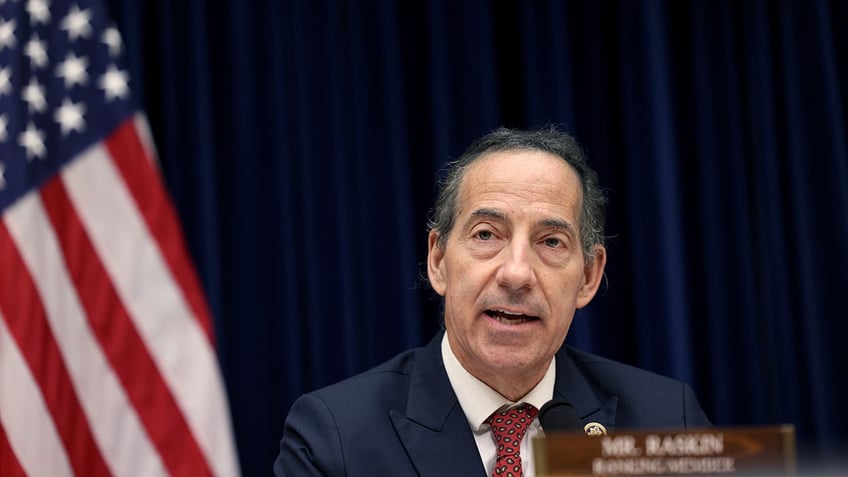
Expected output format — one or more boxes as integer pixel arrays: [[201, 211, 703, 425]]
[[0, 18, 16, 50], [99, 64, 129, 101], [102, 27, 122, 57], [22, 78, 47, 113], [25, 34, 49, 69], [54, 97, 86, 135], [56, 52, 89, 88], [0, 161, 5, 190], [61, 4, 93, 41], [19, 121, 46, 160], [0, 114, 7, 141], [27, 0, 52, 25]]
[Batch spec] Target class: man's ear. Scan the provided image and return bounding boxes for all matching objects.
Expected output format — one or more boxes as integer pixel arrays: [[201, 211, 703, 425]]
[[576, 245, 607, 308], [427, 231, 447, 296]]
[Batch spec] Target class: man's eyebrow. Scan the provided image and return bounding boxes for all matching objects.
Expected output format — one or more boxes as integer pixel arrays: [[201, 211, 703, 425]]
[[469, 208, 507, 221], [540, 218, 576, 234], [467, 209, 575, 234]]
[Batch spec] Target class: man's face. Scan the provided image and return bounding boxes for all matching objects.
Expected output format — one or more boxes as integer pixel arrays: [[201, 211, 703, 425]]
[[427, 149, 606, 391]]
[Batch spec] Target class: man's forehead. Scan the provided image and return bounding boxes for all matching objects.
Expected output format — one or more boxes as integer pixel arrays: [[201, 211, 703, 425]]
[[457, 152, 581, 209]]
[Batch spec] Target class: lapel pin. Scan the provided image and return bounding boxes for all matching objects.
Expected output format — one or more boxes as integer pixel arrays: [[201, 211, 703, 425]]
[[584, 422, 607, 436]]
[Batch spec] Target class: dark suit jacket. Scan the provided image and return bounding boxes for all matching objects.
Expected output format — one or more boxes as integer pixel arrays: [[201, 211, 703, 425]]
[[274, 330, 710, 476]]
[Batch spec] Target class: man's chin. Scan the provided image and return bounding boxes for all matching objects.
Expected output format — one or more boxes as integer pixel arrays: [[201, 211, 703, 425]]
[[477, 347, 549, 374]]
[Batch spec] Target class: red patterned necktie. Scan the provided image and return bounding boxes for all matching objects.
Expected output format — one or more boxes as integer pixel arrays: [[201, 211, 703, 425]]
[[486, 404, 539, 477]]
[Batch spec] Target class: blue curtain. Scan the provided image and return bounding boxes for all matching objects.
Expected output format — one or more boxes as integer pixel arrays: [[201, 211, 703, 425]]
[[105, 0, 848, 474]]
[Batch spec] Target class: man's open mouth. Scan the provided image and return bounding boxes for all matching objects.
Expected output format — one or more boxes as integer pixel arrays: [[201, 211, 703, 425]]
[[485, 309, 539, 324]]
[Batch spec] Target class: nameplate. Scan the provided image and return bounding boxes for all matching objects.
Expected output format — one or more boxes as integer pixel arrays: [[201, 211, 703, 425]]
[[534, 425, 795, 476]]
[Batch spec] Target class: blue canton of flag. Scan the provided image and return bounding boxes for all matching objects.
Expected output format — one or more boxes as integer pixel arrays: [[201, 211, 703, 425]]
[[0, 0, 134, 212]]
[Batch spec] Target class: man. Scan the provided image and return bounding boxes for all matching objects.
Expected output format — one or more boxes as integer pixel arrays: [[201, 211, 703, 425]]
[[274, 126, 710, 476]]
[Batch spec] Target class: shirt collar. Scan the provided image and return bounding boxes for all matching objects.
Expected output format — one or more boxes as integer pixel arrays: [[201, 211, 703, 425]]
[[441, 331, 556, 432]]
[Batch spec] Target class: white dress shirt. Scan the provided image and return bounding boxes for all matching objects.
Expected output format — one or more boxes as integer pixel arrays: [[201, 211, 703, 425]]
[[441, 333, 556, 477]]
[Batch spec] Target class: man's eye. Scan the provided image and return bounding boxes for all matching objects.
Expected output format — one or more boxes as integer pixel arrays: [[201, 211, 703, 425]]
[[544, 237, 562, 248], [477, 230, 494, 241]]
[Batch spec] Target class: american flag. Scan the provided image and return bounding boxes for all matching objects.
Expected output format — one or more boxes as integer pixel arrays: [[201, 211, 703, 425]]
[[0, 0, 240, 476]]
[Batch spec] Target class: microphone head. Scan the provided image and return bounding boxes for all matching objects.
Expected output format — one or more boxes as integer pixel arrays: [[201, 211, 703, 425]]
[[539, 398, 582, 431]]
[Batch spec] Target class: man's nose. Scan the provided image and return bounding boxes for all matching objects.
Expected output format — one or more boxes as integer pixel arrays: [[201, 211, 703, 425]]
[[495, 240, 537, 291]]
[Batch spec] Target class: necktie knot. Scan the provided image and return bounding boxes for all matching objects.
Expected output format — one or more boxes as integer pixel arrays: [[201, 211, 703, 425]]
[[486, 404, 538, 476]]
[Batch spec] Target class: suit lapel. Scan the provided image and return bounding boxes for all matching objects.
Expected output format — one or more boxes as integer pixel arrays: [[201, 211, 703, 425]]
[[553, 347, 619, 432], [391, 331, 487, 477]]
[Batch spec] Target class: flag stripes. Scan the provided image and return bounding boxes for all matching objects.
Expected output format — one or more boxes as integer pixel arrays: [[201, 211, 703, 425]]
[[2, 190, 166, 477], [0, 417, 27, 477], [0, 222, 113, 476], [40, 176, 212, 476], [0, 313, 71, 477], [0, 117, 240, 476], [61, 125, 237, 476]]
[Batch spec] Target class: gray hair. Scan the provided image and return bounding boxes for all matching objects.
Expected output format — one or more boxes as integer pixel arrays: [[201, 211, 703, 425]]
[[427, 125, 606, 263]]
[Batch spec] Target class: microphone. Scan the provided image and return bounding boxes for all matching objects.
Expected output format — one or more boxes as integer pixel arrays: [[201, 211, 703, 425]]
[[539, 399, 582, 432]]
